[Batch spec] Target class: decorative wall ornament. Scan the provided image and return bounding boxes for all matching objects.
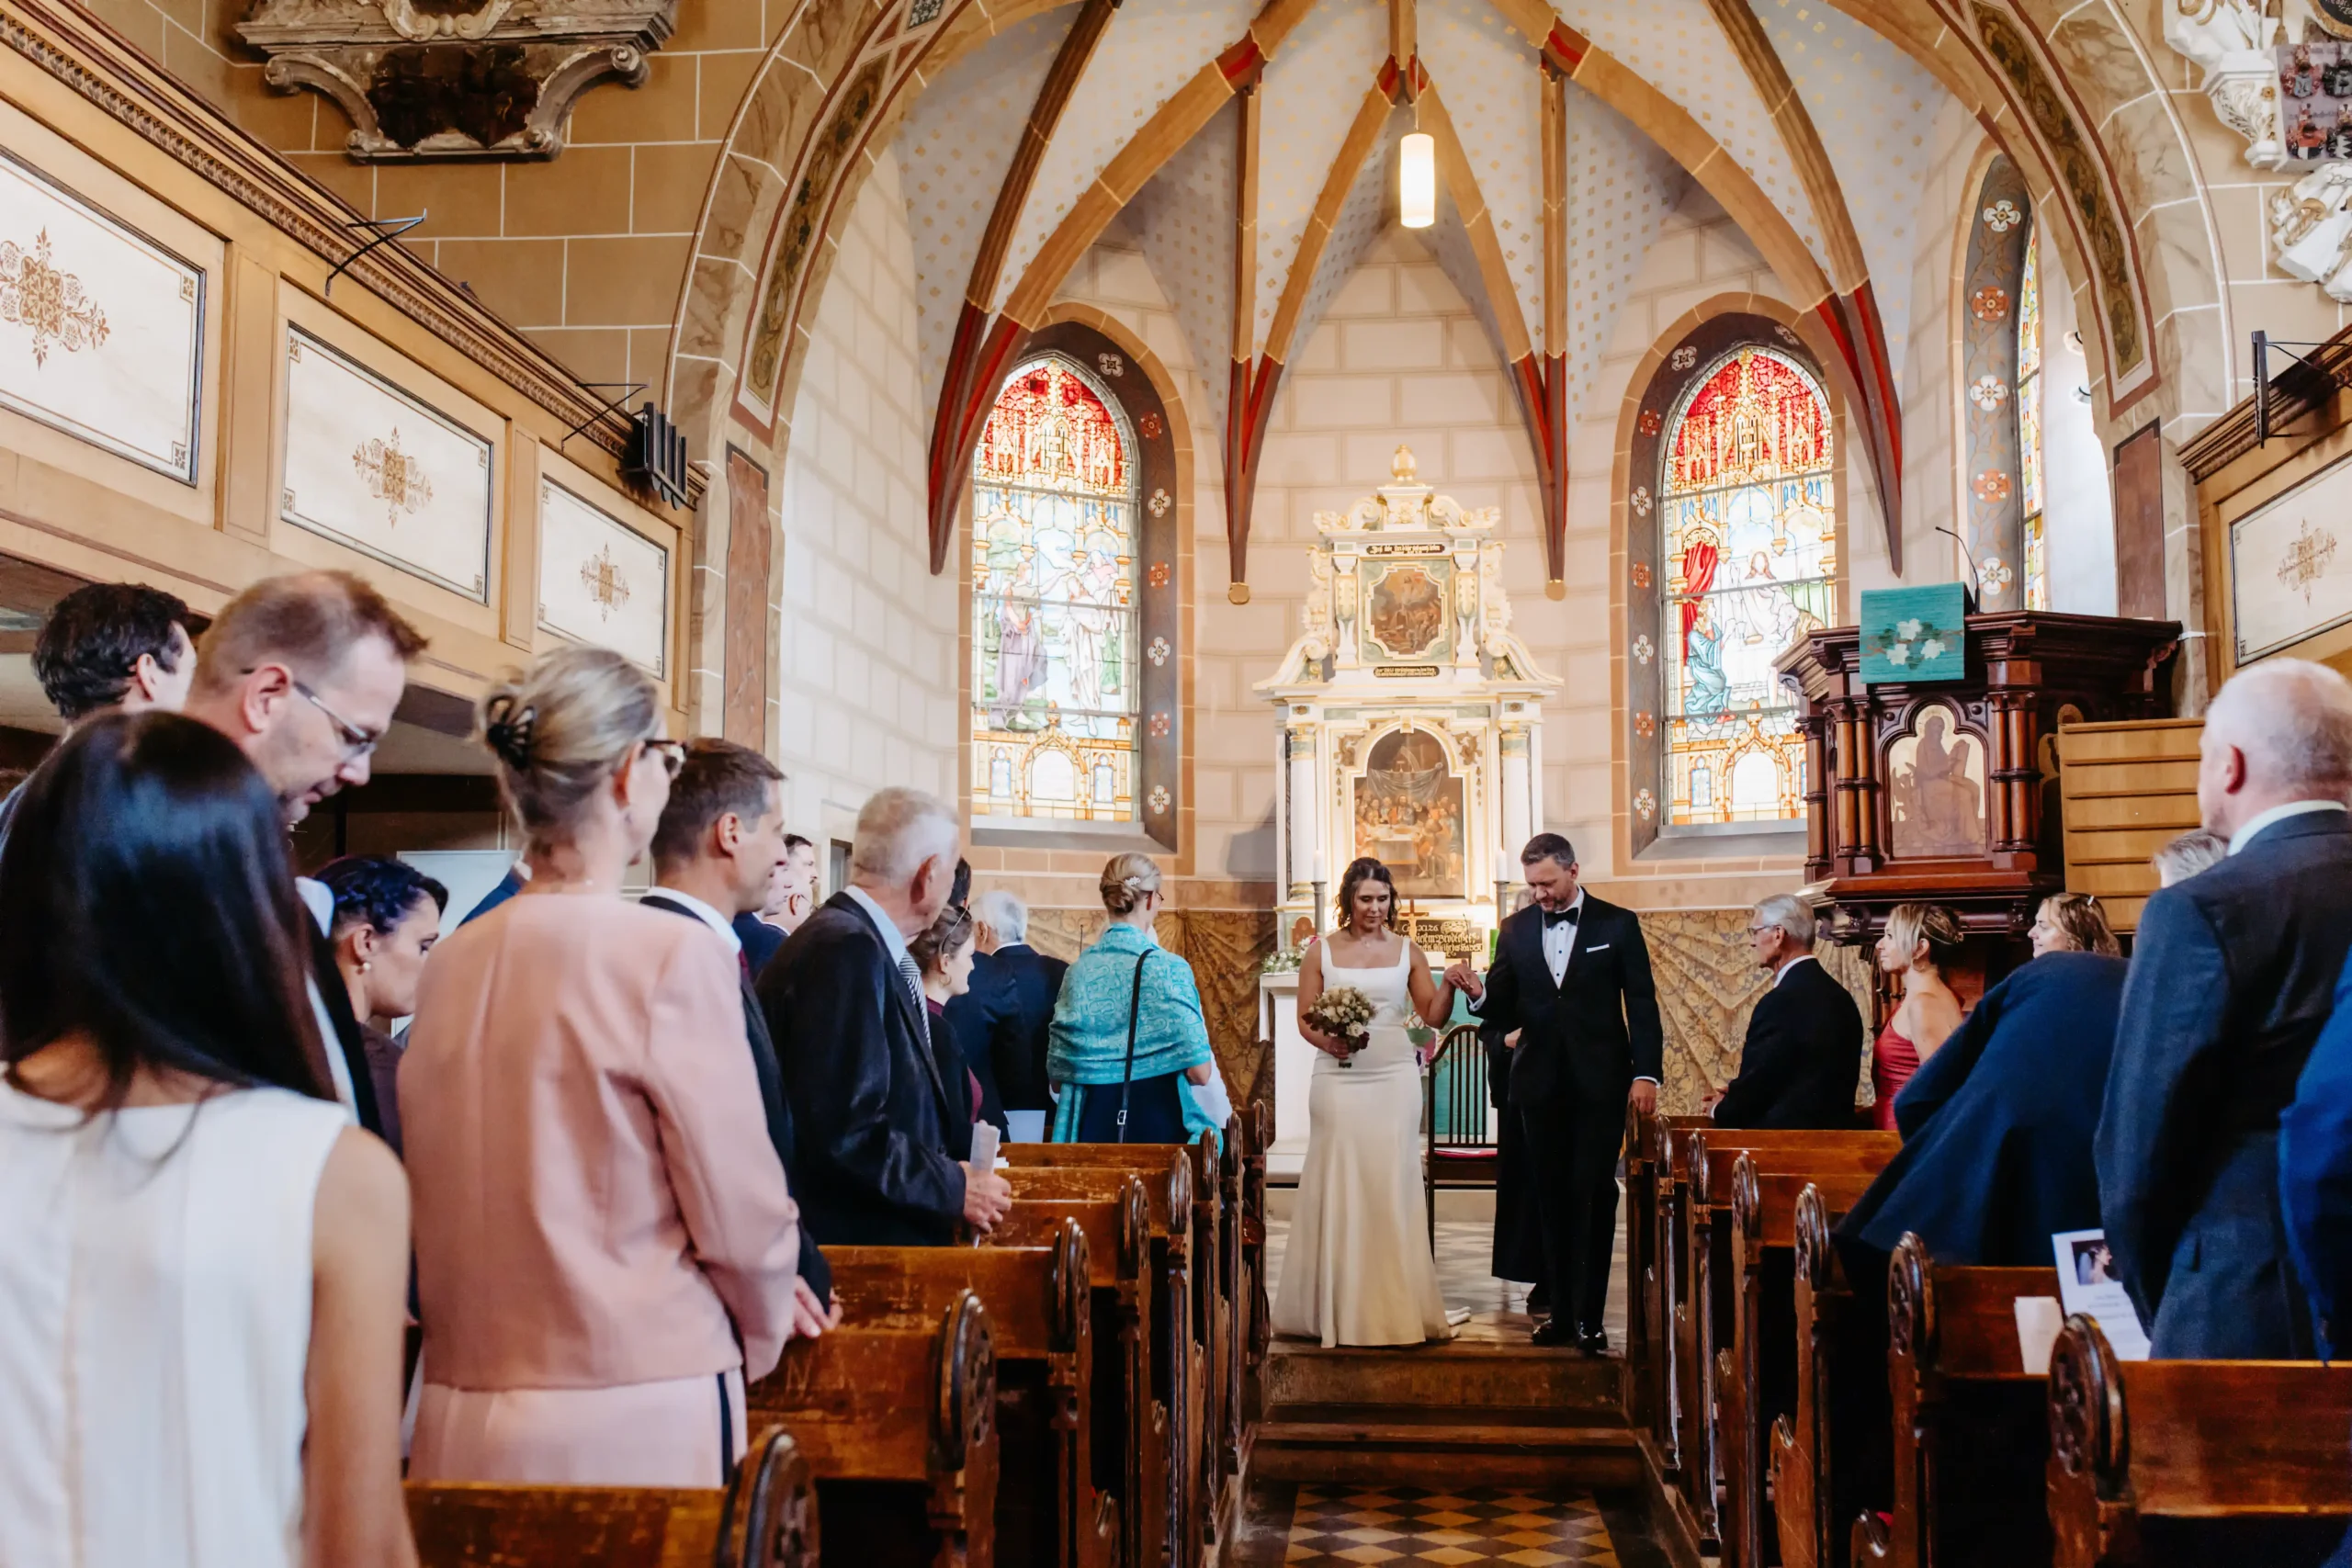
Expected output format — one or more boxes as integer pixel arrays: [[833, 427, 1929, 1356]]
[[1630, 484, 1653, 517], [1097, 352, 1124, 378], [1969, 374, 2010, 411], [2227, 451, 2352, 662], [237, 0, 677, 160], [282, 327, 491, 598], [1982, 198, 2022, 232], [1962, 156, 2030, 607], [0, 152, 200, 481], [1634, 633, 1654, 665], [2164, 0, 2287, 167], [539, 477, 668, 675], [1970, 285, 2012, 321]]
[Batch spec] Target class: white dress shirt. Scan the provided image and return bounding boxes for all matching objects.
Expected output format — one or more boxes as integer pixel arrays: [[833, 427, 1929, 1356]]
[[2227, 798, 2348, 856], [1772, 953, 1819, 988], [1471, 889, 1657, 1086], [844, 884, 926, 1014], [645, 886, 743, 953]]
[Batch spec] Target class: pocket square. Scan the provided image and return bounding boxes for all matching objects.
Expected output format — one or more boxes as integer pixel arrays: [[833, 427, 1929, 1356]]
[[1585, 942, 1611, 953]]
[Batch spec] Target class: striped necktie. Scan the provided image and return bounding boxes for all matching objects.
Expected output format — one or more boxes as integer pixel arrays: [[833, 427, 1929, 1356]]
[[897, 953, 925, 1015]]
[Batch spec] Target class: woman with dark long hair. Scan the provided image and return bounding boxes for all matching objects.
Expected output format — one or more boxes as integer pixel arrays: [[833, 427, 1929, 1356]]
[[0, 713, 415, 1568], [1273, 856, 1461, 1347]]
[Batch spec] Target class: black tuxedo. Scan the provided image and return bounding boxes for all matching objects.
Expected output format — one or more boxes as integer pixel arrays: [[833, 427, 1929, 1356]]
[[1712, 956, 1864, 1129], [2098, 808, 2352, 1358], [757, 891, 967, 1247], [306, 920, 384, 1140], [1475, 894, 1663, 1329], [642, 894, 831, 1301], [945, 942, 1070, 1124]]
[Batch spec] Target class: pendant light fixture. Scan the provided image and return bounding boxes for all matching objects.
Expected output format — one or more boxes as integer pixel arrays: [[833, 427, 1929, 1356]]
[[1399, 80, 1434, 229]]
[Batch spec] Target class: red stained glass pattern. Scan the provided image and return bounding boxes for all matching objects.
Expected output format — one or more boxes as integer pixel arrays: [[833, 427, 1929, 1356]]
[[1664, 347, 1829, 497], [976, 359, 1130, 496]]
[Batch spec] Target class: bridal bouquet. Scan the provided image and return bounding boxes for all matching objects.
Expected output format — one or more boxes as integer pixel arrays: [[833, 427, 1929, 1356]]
[[1305, 985, 1375, 1069]]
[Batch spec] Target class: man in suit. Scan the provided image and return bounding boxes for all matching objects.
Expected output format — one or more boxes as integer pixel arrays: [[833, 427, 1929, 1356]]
[[2098, 657, 2352, 1359], [646, 739, 835, 1319], [758, 787, 1013, 1246], [1708, 894, 1863, 1129], [181, 571, 424, 1143], [1449, 833, 1664, 1350], [947, 889, 1069, 1137], [733, 830, 814, 976]]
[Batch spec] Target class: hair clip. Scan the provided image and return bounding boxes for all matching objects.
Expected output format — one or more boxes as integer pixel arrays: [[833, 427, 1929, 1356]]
[[482, 697, 537, 769]]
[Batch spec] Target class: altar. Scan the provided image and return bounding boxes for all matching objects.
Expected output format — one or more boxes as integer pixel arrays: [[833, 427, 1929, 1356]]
[[1253, 446, 1557, 1176]]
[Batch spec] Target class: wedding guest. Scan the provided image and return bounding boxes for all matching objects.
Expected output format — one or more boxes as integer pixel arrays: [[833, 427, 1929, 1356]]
[[1708, 894, 1864, 1129], [1446, 835, 1662, 1351], [0, 713, 414, 1568], [1485, 888, 1543, 1297], [1048, 854, 1230, 1144], [951, 888, 1068, 1137], [912, 902, 986, 1153], [2152, 827, 2228, 886], [736, 832, 811, 974], [2099, 658, 2352, 1359], [0, 582, 195, 845], [181, 571, 424, 1141], [759, 787, 1011, 1245], [644, 739, 832, 1313], [316, 855, 448, 1158], [2029, 891, 2121, 957], [402, 648, 803, 1484], [1868, 903, 1964, 1133]]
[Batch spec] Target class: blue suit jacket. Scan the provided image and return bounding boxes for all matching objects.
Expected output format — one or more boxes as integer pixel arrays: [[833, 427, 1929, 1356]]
[[2097, 809, 2352, 1358], [945, 943, 1069, 1122], [1841, 952, 2124, 1266], [2283, 946, 2352, 1359]]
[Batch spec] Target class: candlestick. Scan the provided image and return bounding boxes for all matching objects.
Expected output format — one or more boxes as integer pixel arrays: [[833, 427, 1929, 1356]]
[[1311, 879, 1329, 936]]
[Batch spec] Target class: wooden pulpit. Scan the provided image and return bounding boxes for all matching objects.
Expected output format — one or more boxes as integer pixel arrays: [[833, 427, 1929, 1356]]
[[1774, 612, 2179, 995]]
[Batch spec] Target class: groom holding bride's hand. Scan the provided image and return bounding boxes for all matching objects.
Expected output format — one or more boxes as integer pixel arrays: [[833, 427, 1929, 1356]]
[[1445, 834, 1662, 1351]]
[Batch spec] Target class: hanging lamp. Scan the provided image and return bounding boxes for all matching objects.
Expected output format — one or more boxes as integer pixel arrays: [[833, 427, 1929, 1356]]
[[1399, 84, 1434, 229]]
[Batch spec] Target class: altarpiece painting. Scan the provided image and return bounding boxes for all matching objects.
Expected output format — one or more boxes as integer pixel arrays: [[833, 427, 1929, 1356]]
[[1351, 727, 1466, 900]]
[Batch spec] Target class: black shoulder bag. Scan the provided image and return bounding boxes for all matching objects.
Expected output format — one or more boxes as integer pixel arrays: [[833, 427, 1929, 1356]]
[[1115, 953, 1149, 1142]]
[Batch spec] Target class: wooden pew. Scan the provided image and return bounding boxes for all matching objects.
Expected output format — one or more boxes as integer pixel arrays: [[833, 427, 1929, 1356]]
[[2046, 1314, 2352, 1568], [1849, 1235, 2058, 1568], [749, 1288, 999, 1568], [1003, 1156, 1195, 1568], [1714, 1149, 1893, 1568], [1242, 1100, 1272, 1371], [1673, 1129, 1898, 1554], [992, 1178, 1151, 1568], [1630, 1109, 1707, 1486], [409, 1424, 817, 1568], [826, 1228, 1107, 1568]]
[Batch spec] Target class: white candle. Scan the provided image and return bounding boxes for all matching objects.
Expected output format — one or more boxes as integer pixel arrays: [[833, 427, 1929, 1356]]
[[1311, 852, 1326, 884]]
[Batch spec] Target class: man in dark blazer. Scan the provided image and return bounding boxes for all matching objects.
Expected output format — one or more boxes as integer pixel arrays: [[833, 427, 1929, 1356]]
[[948, 889, 1069, 1134], [2098, 658, 2352, 1359], [1450, 833, 1664, 1349], [758, 787, 1013, 1247], [645, 739, 834, 1314], [1710, 894, 1863, 1129]]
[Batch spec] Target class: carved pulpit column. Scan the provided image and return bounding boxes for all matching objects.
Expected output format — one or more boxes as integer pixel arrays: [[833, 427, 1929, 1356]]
[[1283, 718, 1318, 904]]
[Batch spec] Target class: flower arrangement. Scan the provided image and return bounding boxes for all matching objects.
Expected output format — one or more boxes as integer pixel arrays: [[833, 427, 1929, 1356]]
[[1259, 946, 1305, 976], [1305, 985, 1375, 1069]]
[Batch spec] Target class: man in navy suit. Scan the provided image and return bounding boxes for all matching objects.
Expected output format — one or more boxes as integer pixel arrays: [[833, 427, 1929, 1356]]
[[1708, 894, 1863, 1130], [946, 889, 1069, 1136], [2098, 658, 2352, 1359], [758, 788, 1013, 1246], [644, 739, 832, 1316], [1450, 834, 1663, 1350]]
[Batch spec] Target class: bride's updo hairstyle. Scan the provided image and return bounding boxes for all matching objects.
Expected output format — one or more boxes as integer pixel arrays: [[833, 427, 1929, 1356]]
[[477, 646, 662, 842], [1335, 857, 1398, 931], [1099, 852, 1162, 915]]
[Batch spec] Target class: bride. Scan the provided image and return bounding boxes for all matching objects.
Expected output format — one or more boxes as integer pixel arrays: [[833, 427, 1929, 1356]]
[[1272, 856, 1458, 1347]]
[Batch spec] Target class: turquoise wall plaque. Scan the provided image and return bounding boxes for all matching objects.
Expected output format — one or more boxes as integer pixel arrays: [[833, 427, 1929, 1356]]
[[1859, 584, 1968, 684]]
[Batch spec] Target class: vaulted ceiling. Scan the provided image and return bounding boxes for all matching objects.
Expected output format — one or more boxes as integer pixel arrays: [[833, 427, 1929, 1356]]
[[891, 0, 1962, 587]]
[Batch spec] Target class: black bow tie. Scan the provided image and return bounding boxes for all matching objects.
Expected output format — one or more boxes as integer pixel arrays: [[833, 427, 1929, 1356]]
[[1543, 905, 1580, 928]]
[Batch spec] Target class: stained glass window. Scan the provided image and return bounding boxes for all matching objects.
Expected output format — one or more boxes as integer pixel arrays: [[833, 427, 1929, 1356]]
[[2017, 230, 2048, 611], [970, 355, 1139, 820], [1660, 345, 1836, 826]]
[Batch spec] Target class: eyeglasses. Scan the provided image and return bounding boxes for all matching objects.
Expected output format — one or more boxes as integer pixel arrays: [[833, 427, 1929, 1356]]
[[645, 738, 684, 779], [294, 681, 383, 762]]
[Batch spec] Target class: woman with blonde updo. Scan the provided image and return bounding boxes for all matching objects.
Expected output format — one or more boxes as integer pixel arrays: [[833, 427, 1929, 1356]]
[[401, 646, 805, 1487], [1870, 902, 1965, 1132], [1045, 854, 1231, 1144]]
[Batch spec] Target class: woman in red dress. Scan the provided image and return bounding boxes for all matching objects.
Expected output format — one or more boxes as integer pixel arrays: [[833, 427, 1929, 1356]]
[[1871, 902, 1965, 1132]]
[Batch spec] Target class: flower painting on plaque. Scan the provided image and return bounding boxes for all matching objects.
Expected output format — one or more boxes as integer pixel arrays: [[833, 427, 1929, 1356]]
[[1859, 584, 1968, 685], [538, 479, 669, 678]]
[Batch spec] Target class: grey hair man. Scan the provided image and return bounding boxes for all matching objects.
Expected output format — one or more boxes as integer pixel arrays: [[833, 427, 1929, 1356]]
[[2098, 658, 2352, 1359], [756, 786, 1012, 1246], [1707, 892, 1863, 1130], [949, 886, 1070, 1133]]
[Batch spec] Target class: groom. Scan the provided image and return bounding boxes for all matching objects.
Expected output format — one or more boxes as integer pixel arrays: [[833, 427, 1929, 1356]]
[[1447, 834, 1662, 1350]]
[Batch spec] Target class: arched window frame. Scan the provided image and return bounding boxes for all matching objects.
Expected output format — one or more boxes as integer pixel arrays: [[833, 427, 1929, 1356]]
[[1625, 311, 1840, 860], [1961, 153, 2033, 609], [2017, 231, 2047, 610], [965, 321, 1181, 853]]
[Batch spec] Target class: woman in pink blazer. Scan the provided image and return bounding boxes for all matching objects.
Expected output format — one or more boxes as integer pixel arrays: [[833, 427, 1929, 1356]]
[[401, 647, 804, 1486]]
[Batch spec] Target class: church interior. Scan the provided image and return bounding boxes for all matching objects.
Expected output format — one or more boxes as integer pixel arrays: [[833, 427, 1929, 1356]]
[[12, 0, 2352, 1556]]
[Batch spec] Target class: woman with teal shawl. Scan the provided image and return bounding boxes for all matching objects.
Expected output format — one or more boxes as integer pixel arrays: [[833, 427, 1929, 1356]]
[[1047, 854, 1228, 1145]]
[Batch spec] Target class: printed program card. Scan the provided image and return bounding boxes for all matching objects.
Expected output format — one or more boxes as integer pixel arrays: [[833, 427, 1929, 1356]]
[[2052, 1228, 2151, 1360]]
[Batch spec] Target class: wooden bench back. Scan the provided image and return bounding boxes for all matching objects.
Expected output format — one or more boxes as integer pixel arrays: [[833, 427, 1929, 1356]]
[[1889, 1237, 2056, 1382], [1676, 1127, 1895, 1188], [1007, 1156, 1190, 1242], [1734, 1157, 1888, 1251], [409, 1425, 816, 1568], [750, 1289, 996, 1483], [828, 1229, 1086, 1358], [993, 1186, 1148, 1287]]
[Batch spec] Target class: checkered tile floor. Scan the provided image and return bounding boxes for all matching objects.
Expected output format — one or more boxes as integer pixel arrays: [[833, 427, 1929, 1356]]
[[1278, 1485, 1623, 1565]]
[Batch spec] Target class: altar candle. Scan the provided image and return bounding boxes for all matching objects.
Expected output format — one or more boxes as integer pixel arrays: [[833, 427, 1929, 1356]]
[[1310, 852, 1326, 884]]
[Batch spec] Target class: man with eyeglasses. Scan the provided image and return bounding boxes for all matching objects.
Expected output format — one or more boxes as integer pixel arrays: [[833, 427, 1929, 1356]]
[[183, 570, 428, 1141]]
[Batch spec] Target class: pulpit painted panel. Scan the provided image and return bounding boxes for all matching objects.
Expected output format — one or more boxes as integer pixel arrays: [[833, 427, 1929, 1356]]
[[538, 477, 669, 677]]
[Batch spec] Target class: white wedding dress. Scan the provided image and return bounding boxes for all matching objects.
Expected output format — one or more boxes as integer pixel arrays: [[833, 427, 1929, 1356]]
[[1272, 941, 1453, 1347]]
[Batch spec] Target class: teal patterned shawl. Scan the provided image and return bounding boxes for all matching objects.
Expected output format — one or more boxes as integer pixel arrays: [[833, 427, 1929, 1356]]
[[1046, 922, 1215, 1089]]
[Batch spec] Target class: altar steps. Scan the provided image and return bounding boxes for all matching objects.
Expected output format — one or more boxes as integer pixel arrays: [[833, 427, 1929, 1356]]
[[1251, 1334, 1639, 1486]]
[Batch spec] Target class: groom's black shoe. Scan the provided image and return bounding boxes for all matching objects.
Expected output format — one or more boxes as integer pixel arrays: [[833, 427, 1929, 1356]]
[[1526, 1283, 1552, 1316], [1577, 1324, 1610, 1357], [1530, 1317, 1577, 1348]]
